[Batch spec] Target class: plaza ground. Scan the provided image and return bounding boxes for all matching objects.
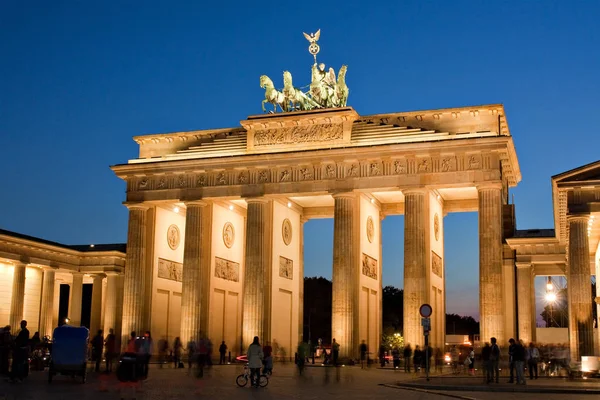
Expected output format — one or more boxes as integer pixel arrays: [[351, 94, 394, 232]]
[[1, 363, 599, 400]]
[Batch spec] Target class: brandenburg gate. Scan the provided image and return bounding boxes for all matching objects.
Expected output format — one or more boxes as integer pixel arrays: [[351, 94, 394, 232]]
[[110, 31, 522, 359]]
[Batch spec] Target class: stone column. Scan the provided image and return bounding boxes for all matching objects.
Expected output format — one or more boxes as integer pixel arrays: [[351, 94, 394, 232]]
[[9, 262, 27, 331], [69, 273, 84, 326], [331, 192, 357, 359], [402, 189, 427, 348], [567, 215, 594, 360], [478, 183, 505, 344], [90, 275, 104, 334], [103, 273, 120, 335], [39, 268, 56, 337], [242, 198, 271, 349], [180, 201, 209, 347], [122, 204, 149, 344], [516, 262, 533, 343], [298, 217, 307, 342]]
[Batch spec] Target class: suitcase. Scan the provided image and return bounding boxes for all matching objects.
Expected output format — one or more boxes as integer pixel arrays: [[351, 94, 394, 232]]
[[117, 355, 139, 382]]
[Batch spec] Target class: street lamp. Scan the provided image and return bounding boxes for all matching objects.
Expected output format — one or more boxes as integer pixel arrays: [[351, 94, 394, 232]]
[[545, 277, 556, 327]]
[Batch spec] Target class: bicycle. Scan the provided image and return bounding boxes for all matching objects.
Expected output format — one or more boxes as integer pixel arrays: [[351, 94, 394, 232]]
[[236, 364, 269, 387]]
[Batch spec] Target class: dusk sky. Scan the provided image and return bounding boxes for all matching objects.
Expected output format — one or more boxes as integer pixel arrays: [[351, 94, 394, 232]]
[[1, 1, 599, 320]]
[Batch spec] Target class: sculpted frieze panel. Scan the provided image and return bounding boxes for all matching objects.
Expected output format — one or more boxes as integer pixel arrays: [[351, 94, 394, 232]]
[[196, 174, 207, 187], [216, 172, 228, 185], [431, 251, 443, 278], [254, 123, 343, 146], [279, 168, 291, 182], [467, 154, 482, 170], [417, 158, 432, 173], [258, 169, 270, 183], [369, 162, 382, 176], [393, 159, 407, 174], [324, 164, 337, 179], [299, 166, 313, 181], [440, 156, 456, 172], [361, 253, 378, 280], [279, 256, 293, 280], [237, 171, 248, 184], [347, 163, 359, 177], [215, 257, 239, 282], [158, 258, 182, 282]]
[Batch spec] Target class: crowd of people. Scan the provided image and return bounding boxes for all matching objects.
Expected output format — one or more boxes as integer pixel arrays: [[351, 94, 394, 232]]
[[0, 320, 47, 383]]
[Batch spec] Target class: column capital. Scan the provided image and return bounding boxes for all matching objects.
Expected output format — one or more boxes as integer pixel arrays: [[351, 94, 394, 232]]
[[401, 187, 428, 196], [245, 197, 270, 204], [476, 181, 503, 191], [124, 202, 151, 211], [567, 214, 590, 223], [515, 262, 532, 269], [331, 191, 357, 199], [104, 271, 122, 277], [184, 200, 208, 207]]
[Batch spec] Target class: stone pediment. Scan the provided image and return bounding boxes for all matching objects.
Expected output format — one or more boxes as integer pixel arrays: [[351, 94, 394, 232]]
[[552, 159, 600, 185]]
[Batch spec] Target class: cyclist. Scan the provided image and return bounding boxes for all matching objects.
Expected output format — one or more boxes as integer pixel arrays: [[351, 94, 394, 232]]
[[247, 336, 264, 387]]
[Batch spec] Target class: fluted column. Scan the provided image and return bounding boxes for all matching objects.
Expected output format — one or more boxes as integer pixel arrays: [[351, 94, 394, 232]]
[[516, 262, 533, 344], [9, 262, 27, 331], [242, 198, 271, 349], [567, 215, 593, 360], [402, 189, 427, 348], [69, 273, 84, 326], [90, 275, 104, 334], [122, 204, 150, 344], [478, 183, 505, 344], [331, 192, 357, 359], [39, 268, 56, 337], [298, 217, 307, 342], [103, 273, 120, 336], [180, 201, 209, 347]]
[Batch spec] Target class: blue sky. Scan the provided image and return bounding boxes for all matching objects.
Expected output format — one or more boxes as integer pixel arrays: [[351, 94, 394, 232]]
[[1, 1, 598, 319]]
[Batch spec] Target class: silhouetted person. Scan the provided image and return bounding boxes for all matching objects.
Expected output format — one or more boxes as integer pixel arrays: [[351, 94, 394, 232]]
[[0, 326, 12, 375], [513, 339, 526, 385], [332, 338, 340, 366], [413, 345, 421, 373], [104, 328, 116, 373], [262, 341, 272, 374], [359, 340, 367, 369], [138, 331, 153, 378], [507, 338, 516, 383], [92, 329, 104, 372], [219, 341, 227, 364], [247, 336, 264, 387], [490, 337, 500, 383], [527, 342, 539, 379], [173, 337, 182, 368], [10, 320, 29, 383], [481, 342, 491, 383], [403, 344, 412, 372], [30, 332, 40, 350], [379, 344, 386, 368]]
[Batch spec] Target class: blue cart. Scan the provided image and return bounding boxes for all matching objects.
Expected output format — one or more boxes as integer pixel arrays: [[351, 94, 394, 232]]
[[48, 325, 89, 383]]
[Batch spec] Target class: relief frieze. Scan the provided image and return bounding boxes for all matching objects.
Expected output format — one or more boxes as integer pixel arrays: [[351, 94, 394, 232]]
[[215, 257, 239, 282], [431, 251, 443, 278], [253, 124, 343, 146], [279, 256, 293, 280], [361, 253, 378, 280], [158, 258, 182, 282], [393, 160, 407, 174]]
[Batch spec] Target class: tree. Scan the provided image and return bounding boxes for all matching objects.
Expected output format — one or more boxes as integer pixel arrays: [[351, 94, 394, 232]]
[[445, 313, 479, 335], [303, 277, 332, 343], [382, 286, 403, 332]]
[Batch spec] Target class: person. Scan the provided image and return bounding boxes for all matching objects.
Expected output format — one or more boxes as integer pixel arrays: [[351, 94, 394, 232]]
[[332, 338, 340, 366], [30, 332, 41, 350], [138, 331, 153, 378], [297, 342, 308, 375], [173, 337, 182, 368], [490, 337, 500, 383], [125, 331, 138, 353], [262, 341, 273, 374], [403, 344, 412, 372], [379, 344, 386, 368], [467, 347, 475, 375], [481, 342, 491, 383], [91, 329, 104, 372], [186, 339, 196, 370], [104, 328, 116, 373], [359, 340, 367, 369], [10, 320, 29, 383], [219, 340, 228, 365], [413, 345, 421, 374], [392, 346, 400, 369], [435, 347, 443, 373], [513, 339, 526, 385], [0, 326, 12, 375], [196, 336, 209, 377], [247, 336, 264, 387], [527, 342, 539, 379], [507, 338, 516, 383], [157, 336, 168, 368]]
